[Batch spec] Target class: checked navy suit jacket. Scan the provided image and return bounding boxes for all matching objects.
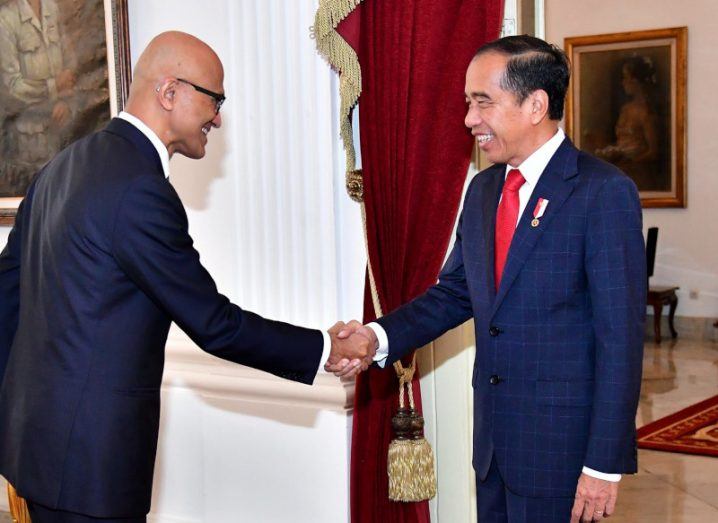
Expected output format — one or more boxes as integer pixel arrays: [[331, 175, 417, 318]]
[[377, 137, 646, 498], [0, 118, 323, 517]]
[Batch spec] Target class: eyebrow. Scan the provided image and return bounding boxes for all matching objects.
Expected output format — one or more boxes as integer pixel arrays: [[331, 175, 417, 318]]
[[466, 91, 491, 100]]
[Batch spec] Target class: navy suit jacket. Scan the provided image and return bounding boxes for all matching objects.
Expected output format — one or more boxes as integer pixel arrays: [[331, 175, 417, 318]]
[[0, 118, 323, 516], [377, 138, 646, 498]]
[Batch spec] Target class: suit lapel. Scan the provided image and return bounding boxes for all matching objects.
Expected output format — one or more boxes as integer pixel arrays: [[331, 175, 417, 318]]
[[491, 139, 580, 315], [475, 165, 504, 301]]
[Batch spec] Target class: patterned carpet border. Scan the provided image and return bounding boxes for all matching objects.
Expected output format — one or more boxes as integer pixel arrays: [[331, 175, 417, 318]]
[[637, 394, 718, 457]]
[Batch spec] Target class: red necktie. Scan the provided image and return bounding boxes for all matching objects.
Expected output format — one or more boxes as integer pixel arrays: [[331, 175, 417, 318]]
[[494, 168, 525, 290]]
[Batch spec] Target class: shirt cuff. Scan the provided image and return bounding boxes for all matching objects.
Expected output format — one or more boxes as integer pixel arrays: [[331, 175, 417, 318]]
[[319, 330, 331, 373], [582, 466, 621, 482], [366, 322, 389, 368]]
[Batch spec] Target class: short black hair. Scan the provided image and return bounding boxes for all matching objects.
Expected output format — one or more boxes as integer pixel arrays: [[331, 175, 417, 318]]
[[474, 35, 570, 120]]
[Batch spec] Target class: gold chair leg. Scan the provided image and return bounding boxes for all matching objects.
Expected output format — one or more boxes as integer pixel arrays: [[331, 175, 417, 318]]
[[6, 482, 31, 523]]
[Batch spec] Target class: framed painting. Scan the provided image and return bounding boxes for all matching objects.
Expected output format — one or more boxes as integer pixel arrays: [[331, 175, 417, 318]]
[[0, 0, 131, 225], [565, 27, 687, 208]]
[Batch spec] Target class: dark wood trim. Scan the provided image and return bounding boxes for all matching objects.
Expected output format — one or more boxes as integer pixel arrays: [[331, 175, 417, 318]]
[[113, 0, 132, 110]]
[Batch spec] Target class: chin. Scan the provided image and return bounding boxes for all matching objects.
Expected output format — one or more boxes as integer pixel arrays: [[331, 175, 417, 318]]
[[484, 152, 503, 165], [186, 146, 206, 160], [485, 148, 511, 166]]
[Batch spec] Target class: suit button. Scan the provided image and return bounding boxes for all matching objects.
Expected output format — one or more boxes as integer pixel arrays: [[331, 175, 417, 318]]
[[489, 326, 501, 337], [489, 375, 501, 385]]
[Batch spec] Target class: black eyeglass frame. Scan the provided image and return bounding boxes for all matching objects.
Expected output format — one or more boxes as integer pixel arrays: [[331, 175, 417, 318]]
[[176, 78, 226, 114]]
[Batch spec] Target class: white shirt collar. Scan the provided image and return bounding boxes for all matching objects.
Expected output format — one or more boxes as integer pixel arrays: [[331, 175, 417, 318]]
[[505, 127, 565, 187], [117, 111, 170, 178]]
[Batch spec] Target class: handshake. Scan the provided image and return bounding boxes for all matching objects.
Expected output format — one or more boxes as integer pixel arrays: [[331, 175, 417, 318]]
[[325, 321, 379, 378]]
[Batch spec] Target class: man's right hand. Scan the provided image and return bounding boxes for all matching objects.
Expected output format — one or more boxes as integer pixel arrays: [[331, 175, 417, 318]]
[[326, 321, 377, 378]]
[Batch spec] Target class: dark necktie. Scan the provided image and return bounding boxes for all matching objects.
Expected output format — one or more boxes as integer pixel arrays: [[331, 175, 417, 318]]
[[494, 168, 525, 290]]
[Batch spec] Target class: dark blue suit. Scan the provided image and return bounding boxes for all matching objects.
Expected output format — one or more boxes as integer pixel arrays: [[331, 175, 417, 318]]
[[0, 118, 323, 518], [377, 139, 645, 507]]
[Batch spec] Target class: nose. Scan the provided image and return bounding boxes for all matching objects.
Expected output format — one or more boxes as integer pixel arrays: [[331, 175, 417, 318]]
[[212, 111, 222, 129], [465, 105, 480, 129]]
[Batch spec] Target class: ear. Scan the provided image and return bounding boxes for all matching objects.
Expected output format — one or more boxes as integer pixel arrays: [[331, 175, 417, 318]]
[[528, 89, 550, 124], [156, 79, 178, 111]]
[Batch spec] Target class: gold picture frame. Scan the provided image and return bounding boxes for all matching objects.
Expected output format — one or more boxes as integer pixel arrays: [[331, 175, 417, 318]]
[[565, 27, 687, 208]]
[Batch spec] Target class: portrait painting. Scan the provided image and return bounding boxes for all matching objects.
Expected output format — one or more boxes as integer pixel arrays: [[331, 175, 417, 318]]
[[565, 27, 687, 208], [0, 0, 130, 224]]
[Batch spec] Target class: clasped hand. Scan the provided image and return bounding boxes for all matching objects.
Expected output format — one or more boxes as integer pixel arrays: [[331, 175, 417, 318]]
[[325, 321, 378, 378]]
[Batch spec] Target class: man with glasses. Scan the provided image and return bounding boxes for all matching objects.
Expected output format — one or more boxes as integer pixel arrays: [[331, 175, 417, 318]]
[[0, 31, 374, 522]]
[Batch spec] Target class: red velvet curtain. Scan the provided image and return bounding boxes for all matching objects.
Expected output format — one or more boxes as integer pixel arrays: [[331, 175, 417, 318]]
[[339, 2, 503, 521]]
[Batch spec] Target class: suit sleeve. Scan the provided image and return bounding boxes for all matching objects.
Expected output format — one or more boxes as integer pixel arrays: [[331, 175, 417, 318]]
[[377, 210, 474, 365], [583, 174, 646, 473], [111, 175, 323, 385]]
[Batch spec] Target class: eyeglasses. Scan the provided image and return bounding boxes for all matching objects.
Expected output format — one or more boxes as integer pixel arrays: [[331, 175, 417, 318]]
[[177, 78, 226, 115]]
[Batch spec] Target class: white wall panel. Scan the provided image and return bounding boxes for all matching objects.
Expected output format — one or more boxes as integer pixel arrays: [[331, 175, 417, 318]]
[[419, 324, 477, 523], [228, 0, 340, 328]]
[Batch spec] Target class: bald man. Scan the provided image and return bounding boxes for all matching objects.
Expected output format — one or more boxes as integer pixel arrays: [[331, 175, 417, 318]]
[[0, 32, 373, 522]]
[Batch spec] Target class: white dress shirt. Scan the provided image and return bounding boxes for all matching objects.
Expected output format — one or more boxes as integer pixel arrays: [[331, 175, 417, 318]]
[[367, 127, 619, 482], [117, 111, 171, 178]]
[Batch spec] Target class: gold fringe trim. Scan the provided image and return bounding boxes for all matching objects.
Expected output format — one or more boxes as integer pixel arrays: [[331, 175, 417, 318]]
[[311, 0, 363, 182], [7, 482, 30, 523], [388, 438, 437, 502]]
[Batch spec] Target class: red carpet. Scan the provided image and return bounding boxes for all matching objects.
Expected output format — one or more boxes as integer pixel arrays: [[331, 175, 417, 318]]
[[637, 395, 718, 457]]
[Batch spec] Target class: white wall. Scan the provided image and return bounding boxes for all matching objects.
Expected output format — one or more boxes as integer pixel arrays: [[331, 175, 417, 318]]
[[1, 1, 367, 521], [130, 1, 367, 521], [545, 0, 718, 318]]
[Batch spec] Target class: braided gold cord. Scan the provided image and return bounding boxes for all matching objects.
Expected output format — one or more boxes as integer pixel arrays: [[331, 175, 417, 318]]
[[360, 205, 418, 409]]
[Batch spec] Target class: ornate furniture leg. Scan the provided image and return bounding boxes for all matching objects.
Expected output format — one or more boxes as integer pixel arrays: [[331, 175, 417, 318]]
[[668, 294, 678, 339], [652, 302, 663, 344]]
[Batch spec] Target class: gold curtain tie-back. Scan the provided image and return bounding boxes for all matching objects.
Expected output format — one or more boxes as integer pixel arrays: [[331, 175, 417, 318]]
[[346, 169, 364, 202]]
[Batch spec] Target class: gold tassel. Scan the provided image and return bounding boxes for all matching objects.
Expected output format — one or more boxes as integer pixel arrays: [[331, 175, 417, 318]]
[[359, 204, 437, 502], [388, 410, 437, 501], [7, 482, 31, 523], [387, 357, 437, 502]]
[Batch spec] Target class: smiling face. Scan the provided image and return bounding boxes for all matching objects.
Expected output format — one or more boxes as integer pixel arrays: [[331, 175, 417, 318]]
[[167, 65, 224, 159], [464, 52, 537, 166], [125, 31, 228, 160]]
